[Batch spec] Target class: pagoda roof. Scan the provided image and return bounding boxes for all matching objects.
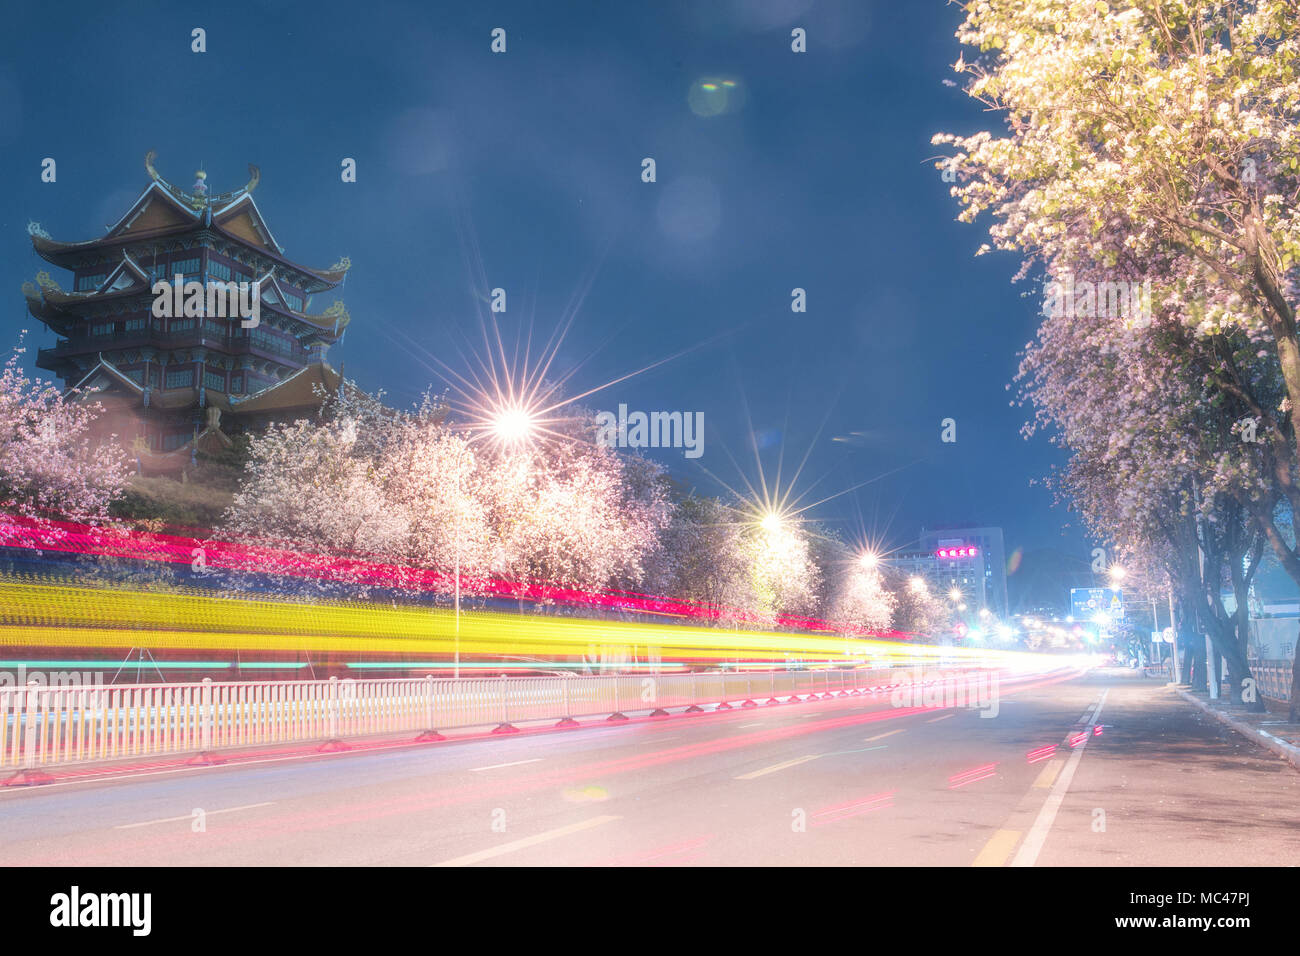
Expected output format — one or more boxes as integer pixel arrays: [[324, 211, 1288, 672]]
[[100, 252, 153, 292], [257, 274, 352, 334], [228, 362, 358, 416], [25, 153, 353, 293], [69, 356, 145, 398], [27, 251, 154, 306], [211, 191, 283, 255], [66, 357, 242, 412], [22, 251, 156, 332]]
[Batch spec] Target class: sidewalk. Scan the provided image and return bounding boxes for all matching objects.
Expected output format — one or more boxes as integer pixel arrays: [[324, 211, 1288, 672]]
[[1175, 686, 1300, 771]]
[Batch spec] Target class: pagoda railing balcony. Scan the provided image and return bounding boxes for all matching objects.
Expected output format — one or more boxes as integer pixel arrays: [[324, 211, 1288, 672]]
[[38, 329, 310, 367]]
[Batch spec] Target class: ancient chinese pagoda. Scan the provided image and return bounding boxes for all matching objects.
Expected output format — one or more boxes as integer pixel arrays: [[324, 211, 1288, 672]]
[[23, 151, 354, 474]]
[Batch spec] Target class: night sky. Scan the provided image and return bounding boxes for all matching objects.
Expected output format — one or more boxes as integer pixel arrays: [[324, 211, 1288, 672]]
[[0, 0, 1093, 600]]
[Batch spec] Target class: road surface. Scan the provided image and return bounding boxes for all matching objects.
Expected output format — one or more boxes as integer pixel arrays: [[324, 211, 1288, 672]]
[[3, 668, 1297, 866]]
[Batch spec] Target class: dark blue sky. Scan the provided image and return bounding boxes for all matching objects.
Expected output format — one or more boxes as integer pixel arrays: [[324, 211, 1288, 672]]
[[0, 0, 1089, 579]]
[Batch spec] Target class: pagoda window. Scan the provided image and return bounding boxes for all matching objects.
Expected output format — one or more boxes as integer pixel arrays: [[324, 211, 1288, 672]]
[[251, 327, 294, 357], [125, 318, 147, 333], [92, 322, 115, 336], [208, 260, 233, 282], [125, 369, 144, 384], [76, 273, 108, 292], [203, 318, 228, 337], [161, 432, 190, 452], [170, 257, 200, 279], [203, 369, 226, 391], [230, 374, 244, 393], [171, 318, 197, 333], [283, 291, 304, 311], [164, 369, 193, 389]]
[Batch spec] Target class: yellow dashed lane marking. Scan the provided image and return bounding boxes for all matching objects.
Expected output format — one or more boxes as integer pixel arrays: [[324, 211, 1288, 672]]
[[972, 829, 1021, 867]]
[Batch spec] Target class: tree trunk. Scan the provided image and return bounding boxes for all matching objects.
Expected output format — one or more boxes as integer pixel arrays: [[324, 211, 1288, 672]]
[[1185, 622, 1204, 691], [1229, 549, 1267, 711]]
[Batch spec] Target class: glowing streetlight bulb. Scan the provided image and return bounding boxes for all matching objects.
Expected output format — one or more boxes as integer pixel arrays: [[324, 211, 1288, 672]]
[[492, 406, 536, 444], [909, 576, 927, 594], [948, 588, 962, 602], [859, 552, 879, 569], [1108, 565, 1126, 582], [760, 512, 783, 534]]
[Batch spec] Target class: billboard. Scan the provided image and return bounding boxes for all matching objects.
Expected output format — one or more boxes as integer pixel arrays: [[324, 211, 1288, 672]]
[[1070, 587, 1124, 622]]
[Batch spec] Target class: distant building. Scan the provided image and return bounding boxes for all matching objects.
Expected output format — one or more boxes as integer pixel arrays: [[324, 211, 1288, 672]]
[[901, 525, 1009, 618], [23, 151, 355, 474]]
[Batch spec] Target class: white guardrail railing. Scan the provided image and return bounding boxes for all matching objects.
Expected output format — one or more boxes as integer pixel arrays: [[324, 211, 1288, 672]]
[[0, 666, 985, 773]]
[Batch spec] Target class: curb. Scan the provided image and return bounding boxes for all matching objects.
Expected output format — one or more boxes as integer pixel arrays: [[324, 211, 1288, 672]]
[[1175, 689, 1300, 772]]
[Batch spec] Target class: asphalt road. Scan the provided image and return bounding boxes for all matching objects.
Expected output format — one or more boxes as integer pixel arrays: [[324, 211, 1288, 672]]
[[3, 668, 1298, 866]]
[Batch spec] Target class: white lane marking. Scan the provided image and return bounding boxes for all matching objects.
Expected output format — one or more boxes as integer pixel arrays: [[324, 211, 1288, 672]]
[[738, 722, 764, 728], [114, 801, 275, 829], [926, 713, 955, 723], [468, 758, 542, 772], [431, 815, 621, 867], [735, 754, 821, 780], [1011, 689, 1109, 867]]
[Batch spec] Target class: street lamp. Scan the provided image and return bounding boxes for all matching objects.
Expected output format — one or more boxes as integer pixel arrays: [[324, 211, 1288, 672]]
[[448, 404, 540, 679], [491, 405, 537, 445], [448, 441, 474, 680], [859, 551, 879, 569]]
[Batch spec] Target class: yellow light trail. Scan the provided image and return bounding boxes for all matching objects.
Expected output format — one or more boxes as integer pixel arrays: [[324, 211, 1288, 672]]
[[0, 578, 1041, 668]]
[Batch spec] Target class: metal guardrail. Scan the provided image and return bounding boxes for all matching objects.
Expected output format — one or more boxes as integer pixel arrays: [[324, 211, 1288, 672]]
[[0, 666, 981, 774], [1249, 660, 1293, 703], [1143, 659, 1172, 680], [1144, 658, 1292, 702]]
